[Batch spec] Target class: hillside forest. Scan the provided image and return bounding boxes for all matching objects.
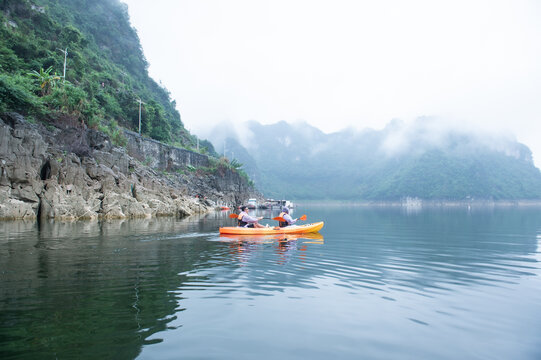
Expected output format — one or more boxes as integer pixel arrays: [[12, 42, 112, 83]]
[[0, 0, 216, 153]]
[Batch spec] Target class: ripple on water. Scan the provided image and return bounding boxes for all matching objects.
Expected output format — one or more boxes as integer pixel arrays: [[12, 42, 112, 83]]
[[1, 209, 541, 360]]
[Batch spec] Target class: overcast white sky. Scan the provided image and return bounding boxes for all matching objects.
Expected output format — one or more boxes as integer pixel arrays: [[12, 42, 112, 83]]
[[121, 0, 541, 167]]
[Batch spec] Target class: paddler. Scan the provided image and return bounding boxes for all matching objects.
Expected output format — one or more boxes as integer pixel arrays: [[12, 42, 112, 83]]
[[278, 206, 298, 227], [237, 205, 265, 228]]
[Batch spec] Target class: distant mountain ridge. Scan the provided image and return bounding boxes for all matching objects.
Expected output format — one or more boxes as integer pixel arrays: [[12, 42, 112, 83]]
[[207, 118, 541, 201]]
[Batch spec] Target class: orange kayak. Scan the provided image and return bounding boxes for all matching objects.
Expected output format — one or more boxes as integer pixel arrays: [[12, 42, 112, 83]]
[[219, 221, 324, 235], [219, 232, 324, 242]]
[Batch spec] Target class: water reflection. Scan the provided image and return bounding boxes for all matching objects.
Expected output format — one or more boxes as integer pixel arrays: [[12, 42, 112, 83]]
[[0, 207, 540, 360], [0, 215, 219, 359], [331, 207, 540, 292], [217, 233, 324, 266]]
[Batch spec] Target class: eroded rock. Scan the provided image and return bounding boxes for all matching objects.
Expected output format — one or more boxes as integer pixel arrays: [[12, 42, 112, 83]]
[[0, 113, 261, 221]]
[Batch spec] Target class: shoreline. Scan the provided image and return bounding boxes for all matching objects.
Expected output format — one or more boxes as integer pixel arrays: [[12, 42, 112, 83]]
[[296, 199, 541, 207]]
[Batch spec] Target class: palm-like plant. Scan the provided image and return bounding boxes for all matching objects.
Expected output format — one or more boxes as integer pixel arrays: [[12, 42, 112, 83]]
[[28, 66, 62, 96], [230, 159, 243, 169]]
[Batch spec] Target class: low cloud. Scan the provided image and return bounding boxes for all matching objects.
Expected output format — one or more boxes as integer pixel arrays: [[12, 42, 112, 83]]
[[378, 117, 530, 162]]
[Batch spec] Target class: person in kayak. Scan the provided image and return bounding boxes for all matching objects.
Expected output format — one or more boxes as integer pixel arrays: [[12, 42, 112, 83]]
[[278, 206, 298, 227], [237, 205, 265, 228]]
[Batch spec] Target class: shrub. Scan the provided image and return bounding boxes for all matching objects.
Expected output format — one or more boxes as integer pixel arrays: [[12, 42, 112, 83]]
[[0, 73, 42, 114], [43, 82, 102, 126], [45, 82, 86, 113], [97, 119, 127, 147]]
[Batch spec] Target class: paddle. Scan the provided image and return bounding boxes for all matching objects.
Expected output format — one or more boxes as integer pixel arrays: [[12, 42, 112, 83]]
[[229, 214, 274, 220], [229, 213, 307, 222], [272, 214, 307, 222]]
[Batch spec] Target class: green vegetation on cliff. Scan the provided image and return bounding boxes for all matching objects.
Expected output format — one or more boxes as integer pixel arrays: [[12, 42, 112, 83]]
[[0, 0, 215, 155]]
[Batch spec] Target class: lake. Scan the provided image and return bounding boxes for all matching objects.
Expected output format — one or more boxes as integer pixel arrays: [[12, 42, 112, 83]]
[[1, 205, 540, 359]]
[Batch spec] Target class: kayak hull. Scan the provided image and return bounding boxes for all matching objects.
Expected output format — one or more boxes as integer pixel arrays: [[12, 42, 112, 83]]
[[219, 232, 324, 242], [219, 221, 324, 235], [220, 232, 323, 244]]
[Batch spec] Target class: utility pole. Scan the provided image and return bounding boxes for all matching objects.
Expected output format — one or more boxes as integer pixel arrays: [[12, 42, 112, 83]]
[[57, 47, 68, 82], [136, 98, 146, 135], [119, 70, 127, 85]]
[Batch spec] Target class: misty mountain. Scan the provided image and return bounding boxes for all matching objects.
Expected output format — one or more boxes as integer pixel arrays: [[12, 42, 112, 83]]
[[207, 118, 541, 201]]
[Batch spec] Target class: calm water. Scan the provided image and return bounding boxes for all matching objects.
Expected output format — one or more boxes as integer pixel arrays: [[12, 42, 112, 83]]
[[1, 205, 540, 359]]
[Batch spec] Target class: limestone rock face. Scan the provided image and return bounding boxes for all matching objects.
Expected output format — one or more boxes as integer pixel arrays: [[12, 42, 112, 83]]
[[0, 113, 260, 221], [40, 180, 100, 220], [0, 194, 36, 219]]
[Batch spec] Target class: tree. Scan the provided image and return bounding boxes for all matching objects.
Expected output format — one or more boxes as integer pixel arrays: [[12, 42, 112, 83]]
[[27, 66, 62, 96]]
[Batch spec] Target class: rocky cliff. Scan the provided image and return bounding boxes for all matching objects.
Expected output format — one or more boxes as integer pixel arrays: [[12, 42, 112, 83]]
[[0, 113, 260, 221]]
